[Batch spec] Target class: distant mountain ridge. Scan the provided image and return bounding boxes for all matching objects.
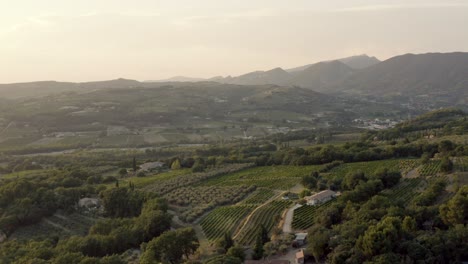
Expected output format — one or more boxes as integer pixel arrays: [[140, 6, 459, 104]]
[[329, 52, 468, 105], [286, 54, 380, 72]]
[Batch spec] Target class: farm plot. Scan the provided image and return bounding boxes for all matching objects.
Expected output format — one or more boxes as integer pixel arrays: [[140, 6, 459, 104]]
[[235, 200, 291, 246], [198, 165, 323, 190], [326, 159, 417, 179], [9, 213, 97, 240], [381, 178, 424, 204], [418, 160, 442, 176], [143, 163, 254, 195], [165, 186, 255, 206], [292, 200, 334, 230], [241, 188, 276, 205], [454, 156, 468, 172], [117, 168, 191, 188], [200, 205, 254, 241]]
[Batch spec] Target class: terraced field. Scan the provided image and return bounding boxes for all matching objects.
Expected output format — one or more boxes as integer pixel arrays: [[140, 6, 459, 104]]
[[381, 178, 424, 203], [241, 188, 276, 205], [291, 200, 335, 230], [10, 213, 97, 240], [235, 200, 291, 245], [418, 160, 442, 176], [198, 165, 323, 190], [326, 159, 419, 179], [199, 205, 254, 241]]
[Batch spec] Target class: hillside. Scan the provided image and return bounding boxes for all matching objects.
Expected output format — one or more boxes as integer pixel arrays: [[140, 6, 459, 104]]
[[331, 52, 468, 106], [288, 61, 355, 92], [213, 67, 291, 86], [286, 54, 380, 72]]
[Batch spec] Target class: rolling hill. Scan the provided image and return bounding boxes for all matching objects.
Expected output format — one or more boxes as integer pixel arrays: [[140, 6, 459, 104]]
[[330, 52, 468, 106]]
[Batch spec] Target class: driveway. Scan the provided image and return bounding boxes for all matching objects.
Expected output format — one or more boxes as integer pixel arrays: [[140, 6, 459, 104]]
[[282, 204, 302, 233]]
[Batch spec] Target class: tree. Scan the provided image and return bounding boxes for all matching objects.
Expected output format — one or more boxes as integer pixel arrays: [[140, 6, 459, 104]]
[[306, 225, 330, 263], [227, 245, 245, 262], [357, 217, 402, 258], [118, 168, 127, 177], [132, 157, 137, 172], [140, 228, 199, 264], [252, 235, 264, 260], [440, 156, 453, 173], [171, 159, 181, 170], [218, 232, 234, 252], [440, 186, 468, 226]]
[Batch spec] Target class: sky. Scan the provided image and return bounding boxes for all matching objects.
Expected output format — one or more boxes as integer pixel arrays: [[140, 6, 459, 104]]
[[1, 0, 468, 83]]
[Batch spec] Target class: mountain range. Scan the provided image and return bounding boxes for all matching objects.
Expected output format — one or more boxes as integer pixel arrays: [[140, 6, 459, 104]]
[[0, 52, 466, 109]]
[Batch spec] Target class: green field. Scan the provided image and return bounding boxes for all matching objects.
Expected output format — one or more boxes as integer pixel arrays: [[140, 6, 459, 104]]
[[326, 159, 419, 179], [200, 205, 254, 241], [198, 165, 323, 190], [10, 213, 97, 241], [116, 169, 191, 188], [235, 200, 291, 245], [381, 178, 424, 204], [241, 188, 277, 205], [292, 200, 335, 230], [419, 160, 442, 176]]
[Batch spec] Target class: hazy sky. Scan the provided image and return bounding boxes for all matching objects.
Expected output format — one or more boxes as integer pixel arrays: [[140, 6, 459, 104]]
[[1, 0, 468, 83]]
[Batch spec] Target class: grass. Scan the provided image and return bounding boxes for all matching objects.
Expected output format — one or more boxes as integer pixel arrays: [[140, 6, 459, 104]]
[[0, 169, 52, 180], [198, 165, 323, 190]]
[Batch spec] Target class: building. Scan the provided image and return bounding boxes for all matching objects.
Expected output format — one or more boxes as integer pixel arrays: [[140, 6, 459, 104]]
[[295, 249, 305, 264], [305, 190, 337, 205], [293, 233, 307, 246], [139, 161, 166, 172]]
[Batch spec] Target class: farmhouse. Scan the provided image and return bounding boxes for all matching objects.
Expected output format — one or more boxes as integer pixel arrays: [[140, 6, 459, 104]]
[[305, 190, 337, 205], [78, 197, 100, 208], [139, 161, 166, 172], [293, 233, 307, 246], [295, 249, 305, 264]]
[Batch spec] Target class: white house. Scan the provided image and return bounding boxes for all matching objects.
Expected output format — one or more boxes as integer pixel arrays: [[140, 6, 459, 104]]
[[305, 190, 337, 206]]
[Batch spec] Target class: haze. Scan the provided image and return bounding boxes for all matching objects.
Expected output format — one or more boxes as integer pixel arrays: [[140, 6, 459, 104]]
[[1, 0, 468, 83]]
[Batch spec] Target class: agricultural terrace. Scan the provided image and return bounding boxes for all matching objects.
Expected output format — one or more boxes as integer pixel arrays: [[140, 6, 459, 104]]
[[235, 200, 291, 246], [325, 159, 419, 179], [292, 200, 335, 230], [418, 160, 442, 176], [200, 205, 254, 241], [197, 165, 323, 190], [142, 163, 254, 194], [114, 168, 191, 188], [380, 178, 424, 204], [241, 188, 277, 205], [165, 185, 256, 222]]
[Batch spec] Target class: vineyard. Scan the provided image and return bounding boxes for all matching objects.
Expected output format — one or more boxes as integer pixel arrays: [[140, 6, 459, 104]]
[[326, 159, 417, 179], [381, 178, 424, 203], [418, 160, 442, 176], [235, 200, 291, 245], [454, 156, 468, 172], [198, 165, 323, 190], [142, 163, 254, 194], [10, 213, 97, 240], [241, 188, 276, 205], [291, 200, 335, 230], [165, 185, 255, 207], [199, 205, 254, 241]]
